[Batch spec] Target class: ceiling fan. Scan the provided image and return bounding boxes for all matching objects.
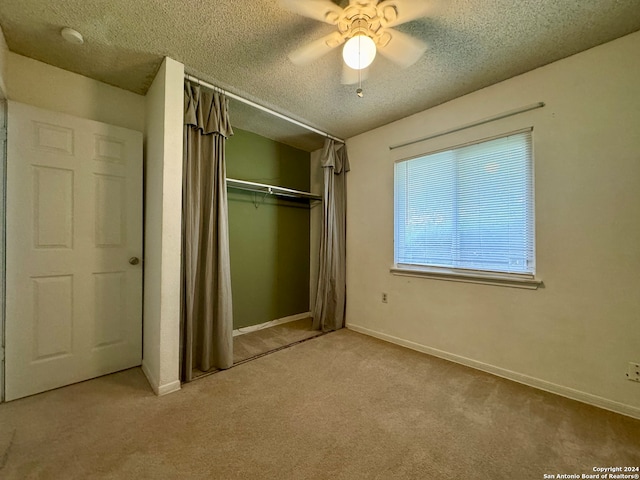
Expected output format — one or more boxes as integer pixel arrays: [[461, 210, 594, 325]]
[[281, 0, 431, 89]]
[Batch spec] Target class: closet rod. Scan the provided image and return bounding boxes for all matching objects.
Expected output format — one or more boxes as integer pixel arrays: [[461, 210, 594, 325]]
[[388, 102, 545, 151], [185, 74, 345, 144], [226, 178, 322, 201]]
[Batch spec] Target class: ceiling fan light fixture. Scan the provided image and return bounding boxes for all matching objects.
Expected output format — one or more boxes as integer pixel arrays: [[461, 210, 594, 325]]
[[342, 34, 376, 70]]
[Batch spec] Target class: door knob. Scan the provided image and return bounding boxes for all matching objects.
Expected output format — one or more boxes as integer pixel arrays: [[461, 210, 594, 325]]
[[129, 257, 140, 265]]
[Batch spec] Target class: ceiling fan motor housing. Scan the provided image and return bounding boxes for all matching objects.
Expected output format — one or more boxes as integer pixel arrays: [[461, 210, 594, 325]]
[[337, 1, 398, 47]]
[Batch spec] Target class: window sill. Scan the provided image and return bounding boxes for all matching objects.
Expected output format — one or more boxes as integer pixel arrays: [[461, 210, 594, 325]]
[[390, 265, 543, 290]]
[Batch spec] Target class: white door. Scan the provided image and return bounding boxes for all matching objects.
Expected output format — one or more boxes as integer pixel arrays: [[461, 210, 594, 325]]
[[5, 101, 143, 401]]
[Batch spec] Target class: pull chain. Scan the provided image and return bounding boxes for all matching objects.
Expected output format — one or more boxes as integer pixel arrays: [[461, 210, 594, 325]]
[[356, 37, 364, 98]]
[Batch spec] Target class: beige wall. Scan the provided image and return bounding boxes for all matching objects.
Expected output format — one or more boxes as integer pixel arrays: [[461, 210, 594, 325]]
[[142, 57, 184, 395], [6, 53, 144, 131], [345, 31, 640, 418]]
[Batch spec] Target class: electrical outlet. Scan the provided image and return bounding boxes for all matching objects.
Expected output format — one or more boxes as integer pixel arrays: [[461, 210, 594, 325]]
[[382, 293, 388, 303], [626, 362, 640, 382]]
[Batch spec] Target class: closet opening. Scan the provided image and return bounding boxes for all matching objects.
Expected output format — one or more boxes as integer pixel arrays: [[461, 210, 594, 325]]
[[224, 126, 323, 372], [183, 75, 345, 381]]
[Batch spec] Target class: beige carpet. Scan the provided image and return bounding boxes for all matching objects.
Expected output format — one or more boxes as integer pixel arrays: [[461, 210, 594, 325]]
[[0, 329, 639, 479], [233, 317, 324, 365], [192, 318, 324, 379]]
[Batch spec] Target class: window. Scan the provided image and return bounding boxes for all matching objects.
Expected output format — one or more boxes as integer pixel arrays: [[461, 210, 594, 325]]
[[394, 129, 537, 286]]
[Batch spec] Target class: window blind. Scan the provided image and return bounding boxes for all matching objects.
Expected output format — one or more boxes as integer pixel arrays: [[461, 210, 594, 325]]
[[394, 130, 534, 276]]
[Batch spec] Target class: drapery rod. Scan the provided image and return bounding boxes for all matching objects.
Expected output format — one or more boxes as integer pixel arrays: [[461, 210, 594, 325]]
[[388, 101, 545, 151], [226, 178, 322, 202], [185, 74, 345, 144]]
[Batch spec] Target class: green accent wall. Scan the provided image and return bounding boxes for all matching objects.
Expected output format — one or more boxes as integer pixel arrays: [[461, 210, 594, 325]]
[[226, 128, 311, 329]]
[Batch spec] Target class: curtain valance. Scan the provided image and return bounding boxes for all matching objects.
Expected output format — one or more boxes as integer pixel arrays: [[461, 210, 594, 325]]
[[184, 81, 234, 137]]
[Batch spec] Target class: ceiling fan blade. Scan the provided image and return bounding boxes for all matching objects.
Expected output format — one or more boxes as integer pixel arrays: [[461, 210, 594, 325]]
[[280, 0, 343, 24], [341, 64, 370, 85], [377, 28, 427, 68], [288, 31, 346, 66], [377, 0, 432, 28]]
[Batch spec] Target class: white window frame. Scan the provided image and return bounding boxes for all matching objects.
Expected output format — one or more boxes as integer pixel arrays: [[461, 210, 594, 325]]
[[391, 128, 542, 290]]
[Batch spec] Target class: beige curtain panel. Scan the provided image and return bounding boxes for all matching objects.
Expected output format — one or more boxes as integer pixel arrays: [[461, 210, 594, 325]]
[[313, 139, 350, 332], [181, 81, 234, 381]]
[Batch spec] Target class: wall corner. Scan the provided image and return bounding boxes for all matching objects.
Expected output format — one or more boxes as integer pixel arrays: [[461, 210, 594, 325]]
[[143, 56, 184, 396]]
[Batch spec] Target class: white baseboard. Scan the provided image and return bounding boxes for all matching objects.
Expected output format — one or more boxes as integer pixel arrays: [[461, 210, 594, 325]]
[[141, 361, 181, 397], [347, 323, 640, 420], [156, 380, 181, 396], [233, 312, 312, 337]]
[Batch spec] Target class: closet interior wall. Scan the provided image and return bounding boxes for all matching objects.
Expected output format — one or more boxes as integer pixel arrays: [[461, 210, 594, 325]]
[[226, 127, 312, 330]]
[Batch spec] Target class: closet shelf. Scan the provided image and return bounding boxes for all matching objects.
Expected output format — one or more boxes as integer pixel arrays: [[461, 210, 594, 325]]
[[226, 178, 322, 202]]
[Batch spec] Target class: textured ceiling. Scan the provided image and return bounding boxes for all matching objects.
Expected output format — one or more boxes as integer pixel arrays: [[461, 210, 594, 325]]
[[1, 0, 639, 151]]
